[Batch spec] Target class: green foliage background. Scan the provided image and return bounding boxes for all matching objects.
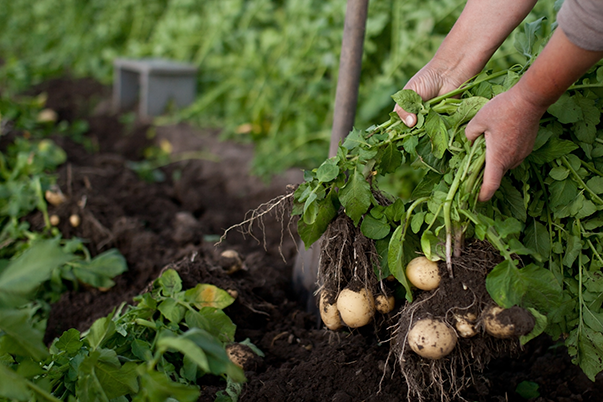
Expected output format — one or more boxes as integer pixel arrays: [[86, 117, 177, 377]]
[[0, 0, 556, 178]]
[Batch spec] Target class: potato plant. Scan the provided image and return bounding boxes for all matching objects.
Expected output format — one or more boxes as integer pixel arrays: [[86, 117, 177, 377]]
[[292, 18, 603, 382], [0, 269, 247, 402]]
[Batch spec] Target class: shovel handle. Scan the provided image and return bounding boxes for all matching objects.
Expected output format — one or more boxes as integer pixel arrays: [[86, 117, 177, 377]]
[[329, 0, 370, 158]]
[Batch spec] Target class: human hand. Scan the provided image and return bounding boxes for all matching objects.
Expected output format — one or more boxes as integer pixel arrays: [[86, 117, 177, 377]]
[[465, 87, 546, 202], [394, 61, 467, 127]]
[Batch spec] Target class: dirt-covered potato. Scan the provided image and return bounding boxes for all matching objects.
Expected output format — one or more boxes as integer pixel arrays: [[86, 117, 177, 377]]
[[226, 343, 262, 371], [407, 318, 457, 359], [319, 290, 343, 330], [375, 294, 395, 314], [454, 312, 477, 338], [405, 256, 441, 291], [336, 287, 375, 328], [482, 305, 535, 339]]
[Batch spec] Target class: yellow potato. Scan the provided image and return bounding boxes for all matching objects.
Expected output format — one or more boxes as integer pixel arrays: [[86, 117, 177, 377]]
[[408, 318, 457, 359], [406, 256, 441, 290]]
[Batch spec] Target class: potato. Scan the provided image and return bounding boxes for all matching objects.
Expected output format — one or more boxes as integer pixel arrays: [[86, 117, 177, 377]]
[[405, 256, 441, 290], [226, 343, 261, 371], [319, 290, 343, 331], [69, 214, 81, 227], [408, 318, 457, 359], [482, 305, 535, 339], [375, 294, 395, 314], [45, 189, 66, 206], [49, 215, 60, 226], [336, 287, 375, 328], [454, 312, 477, 338], [37, 108, 58, 123], [219, 249, 244, 274]]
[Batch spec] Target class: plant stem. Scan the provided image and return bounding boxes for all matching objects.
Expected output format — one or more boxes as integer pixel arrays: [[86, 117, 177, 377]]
[[561, 156, 603, 205]]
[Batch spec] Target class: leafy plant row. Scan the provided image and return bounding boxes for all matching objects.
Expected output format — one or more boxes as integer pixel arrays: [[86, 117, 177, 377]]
[[293, 19, 603, 380]]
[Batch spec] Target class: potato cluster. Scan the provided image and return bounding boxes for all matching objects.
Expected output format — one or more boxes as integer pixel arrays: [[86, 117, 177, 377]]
[[403, 256, 534, 360], [319, 285, 395, 330]]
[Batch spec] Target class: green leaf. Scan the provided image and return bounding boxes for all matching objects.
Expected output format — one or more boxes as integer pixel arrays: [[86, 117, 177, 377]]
[[342, 127, 368, 150], [298, 190, 338, 248], [86, 316, 116, 350], [584, 305, 603, 333], [424, 110, 448, 159], [316, 159, 339, 182], [157, 336, 211, 373], [0, 308, 48, 360], [133, 367, 199, 402], [378, 142, 403, 174], [72, 249, 127, 289], [0, 238, 73, 305], [563, 235, 582, 268], [197, 308, 237, 344], [586, 176, 603, 194], [548, 93, 582, 124], [567, 326, 603, 381], [388, 226, 414, 302], [360, 214, 390, 240], [131, 339, 153, 362], [486, 262, 562, 312], [515, 381, 540, 399], [528, 137, 579, 165], [180, 329, 245, 382], [158, 298, 186, 324], [339, 169, 371, 226], [0, 363, 34, 400], [523, 220, 551, 261], [452, 96, 488, 127], [514, 17, 544, 58], [185, 284, 234, 310], [391, 89, 423, 114], [54, 328, 83, 356], [157, 269, 182, 296], [548, 179, 579, 211]]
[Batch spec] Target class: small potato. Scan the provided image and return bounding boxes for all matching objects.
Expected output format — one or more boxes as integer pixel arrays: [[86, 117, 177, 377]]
[[45, 190, 66, 206], [408, 318, 457, 359], [69, 214, 81, 227], [219, 249, 244, 274], [49, 215, 60, 226], [226, 343, 261, 371], [319, 290, 343, 331], [454, 312, 477, 338], [337, 287, 375, 328], [375, 294, 395, 314], [406, 256, 441, 291], [37, 108, 58, 123]]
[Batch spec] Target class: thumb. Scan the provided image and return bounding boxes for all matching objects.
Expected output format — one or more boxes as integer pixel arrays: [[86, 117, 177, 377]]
[[394, 103, 417, 128], [465, 116, 485, 143]]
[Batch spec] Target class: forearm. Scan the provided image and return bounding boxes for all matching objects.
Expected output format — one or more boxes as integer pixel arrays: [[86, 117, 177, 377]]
[[513, 27, 603, 110], [433, 0, 537, 81]]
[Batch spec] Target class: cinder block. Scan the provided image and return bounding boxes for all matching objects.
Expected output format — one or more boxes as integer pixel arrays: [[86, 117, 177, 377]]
[[113, 58, 198, 118]]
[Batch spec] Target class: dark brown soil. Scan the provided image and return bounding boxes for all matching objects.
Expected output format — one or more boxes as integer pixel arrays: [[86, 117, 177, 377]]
[[21, 77, 603, 402]]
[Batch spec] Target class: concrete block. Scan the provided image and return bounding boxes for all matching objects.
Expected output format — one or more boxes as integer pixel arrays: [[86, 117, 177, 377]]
[[113, 58, 198, 118]]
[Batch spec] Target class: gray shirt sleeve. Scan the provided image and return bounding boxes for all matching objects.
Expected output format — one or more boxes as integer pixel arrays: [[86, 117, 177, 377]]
[[557, 0, 603, 51]]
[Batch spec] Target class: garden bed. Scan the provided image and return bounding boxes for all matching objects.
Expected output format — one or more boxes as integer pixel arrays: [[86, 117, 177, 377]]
[[29, 77, 603, 402]]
